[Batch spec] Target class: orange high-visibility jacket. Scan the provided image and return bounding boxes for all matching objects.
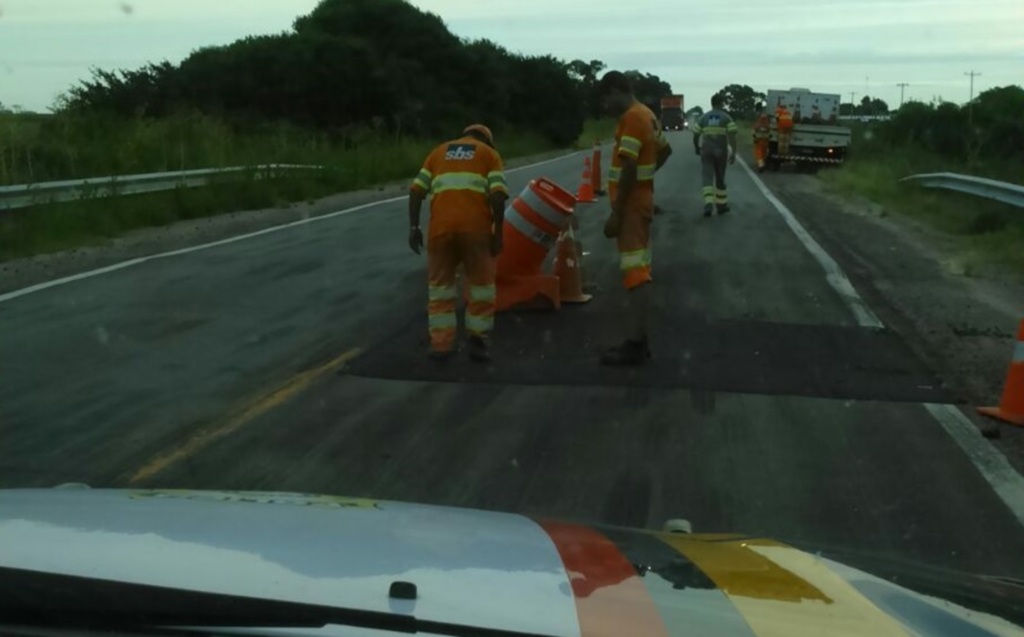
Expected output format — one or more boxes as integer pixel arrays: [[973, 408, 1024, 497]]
[[753, 114, 771, 140], [609, 102, 669, 205], [411, 136, 510, 238], [776, 106, 794, 131]]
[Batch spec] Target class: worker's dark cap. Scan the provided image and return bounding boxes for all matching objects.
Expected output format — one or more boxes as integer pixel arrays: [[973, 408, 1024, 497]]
[[597, 71, 632, 96]]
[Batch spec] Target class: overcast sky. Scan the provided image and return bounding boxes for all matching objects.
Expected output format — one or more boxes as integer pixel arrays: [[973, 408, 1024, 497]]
[[1, 0, 1020, 112]]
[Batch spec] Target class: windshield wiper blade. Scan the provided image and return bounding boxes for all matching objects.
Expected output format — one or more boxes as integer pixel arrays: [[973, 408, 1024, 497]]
[[0, 567, 561, 637]]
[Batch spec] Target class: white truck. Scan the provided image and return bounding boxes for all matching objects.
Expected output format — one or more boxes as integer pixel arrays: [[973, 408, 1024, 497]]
[[765, 88, 851, 170]]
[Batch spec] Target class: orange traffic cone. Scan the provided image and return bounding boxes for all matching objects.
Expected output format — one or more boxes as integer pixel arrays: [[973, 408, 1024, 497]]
[[552, 227, 592, 304], [575, 155, 597, 203], [978, 320, 1024, 426], [591, 140, 606, 196]]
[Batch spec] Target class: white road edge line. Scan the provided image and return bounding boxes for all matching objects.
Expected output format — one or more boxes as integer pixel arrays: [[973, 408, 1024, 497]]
[[737, 157, 884, 329], [0, 150, 584, 304], [924, 404, 1024, 528], [739, 158, 1024, 520]]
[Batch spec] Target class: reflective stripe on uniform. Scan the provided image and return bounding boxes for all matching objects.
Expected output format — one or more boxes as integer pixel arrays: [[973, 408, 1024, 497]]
[[469, 284, 497, 303], [413, 168, 433, 191], [520, 186, 569, 227], [726, 122, 738, 132], [428, 285, 457, 301], [702, 186, 715, 203], [620, 248, 652, 271], [608, 165, 655, 183], [700, 126, 729, 135], [506, 206, 557, 248], [429, 313, 457, 330], [431, 172, 488, 195], [488, 170, 509, 194], [466, 314, 494, 333], [618, 135, 642, 158]]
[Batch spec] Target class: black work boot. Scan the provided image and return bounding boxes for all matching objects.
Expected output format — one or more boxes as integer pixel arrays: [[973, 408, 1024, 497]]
[[467, 336, 492, 363], [600, 339, 649, 366], [717, 203, 731, 215], [702, 204, 714, 218], [428, 349, 453, 362]]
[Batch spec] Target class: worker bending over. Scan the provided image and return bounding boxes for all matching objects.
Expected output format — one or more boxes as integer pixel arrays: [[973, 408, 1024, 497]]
[[408, 124, 509, 362]]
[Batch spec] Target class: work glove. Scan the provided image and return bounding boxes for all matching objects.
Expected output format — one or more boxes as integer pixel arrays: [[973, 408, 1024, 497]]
[[408, 227, 423, 255], [603, 211, 621, 239], [490, 232, 504, 257]]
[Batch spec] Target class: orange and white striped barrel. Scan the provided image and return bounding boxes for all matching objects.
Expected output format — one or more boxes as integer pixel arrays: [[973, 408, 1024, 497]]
[[497, 178, 575, 278]]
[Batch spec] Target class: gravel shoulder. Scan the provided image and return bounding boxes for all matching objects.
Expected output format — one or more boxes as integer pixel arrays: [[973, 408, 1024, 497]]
[[757, 164, 1024, 474], [0, 148, 573, 296]]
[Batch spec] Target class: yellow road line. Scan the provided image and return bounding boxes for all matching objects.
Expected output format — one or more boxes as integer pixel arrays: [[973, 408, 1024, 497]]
[[129, 347, 363, 484]]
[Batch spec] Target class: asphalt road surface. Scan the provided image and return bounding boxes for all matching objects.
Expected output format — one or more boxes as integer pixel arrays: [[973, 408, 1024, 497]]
[[3, 132, 1023, 580]]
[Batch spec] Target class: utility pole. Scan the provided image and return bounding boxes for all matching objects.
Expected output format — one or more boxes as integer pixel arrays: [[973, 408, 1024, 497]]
[[965, 70, 981, 127], [865, 76, 871, 116], [896, 82, 909, 107], [848, 91, 856, 116]]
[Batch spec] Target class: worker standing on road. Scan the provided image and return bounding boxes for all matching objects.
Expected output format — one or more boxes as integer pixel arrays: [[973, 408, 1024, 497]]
[[597, 71, 673, 366], [776, 103, 794, 156], [753, 111, 771, 172], [692, 93, 738, 217], [408, 124, 509, 362]]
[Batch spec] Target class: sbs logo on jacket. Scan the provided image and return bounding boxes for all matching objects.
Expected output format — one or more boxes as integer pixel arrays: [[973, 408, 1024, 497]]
[[445, 144, 477, 161]]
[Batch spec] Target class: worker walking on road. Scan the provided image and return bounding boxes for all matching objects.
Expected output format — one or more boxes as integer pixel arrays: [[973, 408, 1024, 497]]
[[776, 103, 794, 156], [597, 71, 672, 366], [408, 124, 509, 362], [752, 111, 771, 172], [692, 93, 738, 217]]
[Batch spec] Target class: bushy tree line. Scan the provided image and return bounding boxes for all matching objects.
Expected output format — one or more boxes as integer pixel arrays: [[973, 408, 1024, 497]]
[[876, 86, 1023, 163], [57, 0, 674, 148]]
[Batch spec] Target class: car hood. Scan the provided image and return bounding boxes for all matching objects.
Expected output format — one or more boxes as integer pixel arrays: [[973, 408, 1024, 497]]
[[0, 489, 1021, 637]]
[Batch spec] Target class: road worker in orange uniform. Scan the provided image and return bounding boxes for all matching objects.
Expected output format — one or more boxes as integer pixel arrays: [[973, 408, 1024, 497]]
[[753, 111, 771, 172], [408, 124, 509, 362], [776, 104, 794, 156], [597, 71, 673, 366]]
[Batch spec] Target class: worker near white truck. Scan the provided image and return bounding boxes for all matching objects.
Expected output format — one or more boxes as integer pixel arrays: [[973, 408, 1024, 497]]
[[692, 93, 738, 217]]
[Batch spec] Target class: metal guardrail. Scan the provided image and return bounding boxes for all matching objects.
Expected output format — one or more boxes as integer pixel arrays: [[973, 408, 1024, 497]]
[[902, 173, 1024, 209], [0, 164, 323, 211]]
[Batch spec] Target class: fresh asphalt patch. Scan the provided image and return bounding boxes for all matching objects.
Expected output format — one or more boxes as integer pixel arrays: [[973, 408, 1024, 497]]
[[345, 305, 948, 403]]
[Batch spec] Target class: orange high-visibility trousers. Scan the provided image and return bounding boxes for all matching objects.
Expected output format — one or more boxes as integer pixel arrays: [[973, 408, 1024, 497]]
[[427, 232, 496, 352], [617, 196, 654, 290], [753, 138, 769, 167]]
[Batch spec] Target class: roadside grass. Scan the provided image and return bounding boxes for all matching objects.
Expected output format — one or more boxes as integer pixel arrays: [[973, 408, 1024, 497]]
[[818, 125, 1024, 279], [576, 118, 617, 148], [0, 113, 562, 261]]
